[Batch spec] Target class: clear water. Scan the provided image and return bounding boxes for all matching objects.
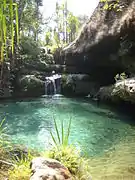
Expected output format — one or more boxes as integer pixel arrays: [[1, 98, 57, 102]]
[[0, 97, 134, 156]]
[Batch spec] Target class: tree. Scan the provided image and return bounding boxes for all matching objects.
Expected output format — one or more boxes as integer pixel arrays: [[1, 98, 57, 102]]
[[45, 1, 80, 48], [67, 12, 79, 43], [17, 0, 43, 41], [33, 0, 43, 41], [45, 30, 52, 45], [0, 0, 19, 62], [16, 0, 43, 59]]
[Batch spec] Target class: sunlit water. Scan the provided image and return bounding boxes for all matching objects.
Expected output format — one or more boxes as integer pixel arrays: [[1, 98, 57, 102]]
[[0, 97, 134, 156]]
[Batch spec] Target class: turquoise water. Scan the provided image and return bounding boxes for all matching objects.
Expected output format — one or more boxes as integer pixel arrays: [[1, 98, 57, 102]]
[[0, 97, 134, 156]]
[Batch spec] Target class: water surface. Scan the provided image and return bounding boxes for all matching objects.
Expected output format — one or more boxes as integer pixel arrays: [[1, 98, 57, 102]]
[[0, 97, 134, 156]]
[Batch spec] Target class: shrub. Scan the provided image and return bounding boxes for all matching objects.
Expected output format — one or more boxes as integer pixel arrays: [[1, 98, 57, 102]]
[[8, 151, 33, 180], [43, 118, 92, 179], [20, 36, 40, 57]]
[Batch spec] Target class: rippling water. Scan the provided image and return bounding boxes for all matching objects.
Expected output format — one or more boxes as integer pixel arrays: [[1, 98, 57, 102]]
[[0, 97, 134, 156]]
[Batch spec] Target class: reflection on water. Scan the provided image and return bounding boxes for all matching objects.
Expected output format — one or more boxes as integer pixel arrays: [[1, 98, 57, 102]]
[[0, 97, 134, 156]]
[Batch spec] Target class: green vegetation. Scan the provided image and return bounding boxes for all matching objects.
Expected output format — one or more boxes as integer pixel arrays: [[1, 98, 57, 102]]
[[43, 1, 83, 49], [46, 146, 91, 180], [0, 118, 135, 180], [44, 118, 91, 179], [8, 153, 32, 180], [0, 0, 19, 61], [114, 72, 128, 82], [0, 118, 92, 180], [50, 118, 71, 147], [100, 0, 122, 11]]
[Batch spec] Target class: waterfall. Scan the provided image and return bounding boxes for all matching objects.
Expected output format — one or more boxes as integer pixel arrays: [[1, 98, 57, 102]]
[[45, 74, 61, 95], [44, 80, 49, 95], [52, 79, 57, 94]]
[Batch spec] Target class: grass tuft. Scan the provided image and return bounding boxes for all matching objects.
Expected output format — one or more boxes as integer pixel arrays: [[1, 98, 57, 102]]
[[50, 117, 71, 148], [46, 118, 92, 179], [44, 145, 92, 180], [8, 151, 33, 180]]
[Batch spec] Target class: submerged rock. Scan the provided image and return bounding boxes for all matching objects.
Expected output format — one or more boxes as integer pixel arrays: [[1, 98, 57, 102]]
[[30, 157, 72, 180]]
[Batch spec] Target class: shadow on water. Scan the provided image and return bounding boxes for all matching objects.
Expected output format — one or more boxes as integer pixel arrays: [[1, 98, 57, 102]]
[[64, 97, 135, 126]]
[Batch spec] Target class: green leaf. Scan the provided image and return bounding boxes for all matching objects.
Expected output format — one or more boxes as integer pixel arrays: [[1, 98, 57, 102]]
[[50, 131, 58, 147], [64, 118, 71, 146], [61, 120, 64, 144], [53, 117, 61, 144], [103, 3, 109, 10]]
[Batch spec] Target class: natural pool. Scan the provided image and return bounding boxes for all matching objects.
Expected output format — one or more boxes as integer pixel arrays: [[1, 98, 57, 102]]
[[0, 97, 135, 156]]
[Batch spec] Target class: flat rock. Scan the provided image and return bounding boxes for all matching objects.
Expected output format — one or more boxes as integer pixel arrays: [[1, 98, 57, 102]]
[[30, 157, 72, 180]]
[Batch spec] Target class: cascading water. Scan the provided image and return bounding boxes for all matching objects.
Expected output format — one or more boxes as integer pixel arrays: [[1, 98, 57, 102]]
[[45, 74, 61, 95], [44, 80, 50, 95]]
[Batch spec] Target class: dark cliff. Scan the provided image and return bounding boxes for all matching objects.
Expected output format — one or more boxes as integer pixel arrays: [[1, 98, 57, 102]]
[[62, 0, 135, 86]]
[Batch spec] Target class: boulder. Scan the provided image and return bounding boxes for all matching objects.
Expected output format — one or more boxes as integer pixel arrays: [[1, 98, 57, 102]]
[[30, 157, 72, 180], [97, 77, 135, 103]]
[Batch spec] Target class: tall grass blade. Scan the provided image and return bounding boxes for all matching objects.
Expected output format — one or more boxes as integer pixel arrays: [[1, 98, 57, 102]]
[[64, 118, 71, 146], [50, 131, 58, 147], [15, 4, 19, 43], [61, 120, 64, 144], [50, 117, 72, 148], [0, 118, 5, 128], [10, 0, 14, 54], [53, 117, 61, 144]]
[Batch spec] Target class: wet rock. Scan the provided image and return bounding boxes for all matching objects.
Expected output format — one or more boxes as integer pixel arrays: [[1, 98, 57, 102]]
[[97, 77, 135, 103], [30, 157, 72, 180], [62, 74, 99, 96], [17, 75, 44, 97]]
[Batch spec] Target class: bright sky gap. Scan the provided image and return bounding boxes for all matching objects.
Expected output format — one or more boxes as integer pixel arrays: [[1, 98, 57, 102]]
[[40, 0, 99, 17]]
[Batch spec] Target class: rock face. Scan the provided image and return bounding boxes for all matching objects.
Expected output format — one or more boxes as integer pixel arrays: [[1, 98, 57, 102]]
[[30, 157, 72, 180], [16, 75, 44, 97], [62, 0, 135, 87], [62, 74, 99, 96], [97, 77, 135, 103]]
